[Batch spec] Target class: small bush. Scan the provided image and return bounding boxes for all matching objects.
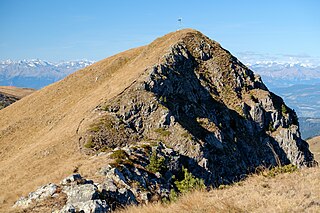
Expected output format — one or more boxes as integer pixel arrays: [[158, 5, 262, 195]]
[[110, 150, 134, 167], [174, 167, 205, 193], [159, 96, 167, 103], [281, 104, 288, 115], [266, 164, 297, 177], [102, 104, 110, 111], [110, 149, 128, 160], [154, 128, 171, 137], [84, 137, 95, 148], [169, 189, 178, 202], [257, 164, 298, 178], [146, 151, 166, 174]]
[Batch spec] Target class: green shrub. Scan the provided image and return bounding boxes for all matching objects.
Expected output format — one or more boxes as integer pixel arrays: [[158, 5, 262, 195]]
[[110, 149, 128, 160], [174, 167, 205, 193], [110, 150, 134, 167], [169, 189, 178, 202], [263, 164, 298, 178], [84, 137, 94, 148], [146, 151, 166, 174], [269, 164, 297, 176], [281, 104, 288, 115], [102, 104, 110, 111], [159, 96, 167, 103]]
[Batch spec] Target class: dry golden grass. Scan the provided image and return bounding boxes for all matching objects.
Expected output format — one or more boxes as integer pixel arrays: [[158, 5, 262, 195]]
[[0, 29, 200, 212], [308, 136, 320, 162], [0, 86, 34, 99], [119, 167, 320, 213]]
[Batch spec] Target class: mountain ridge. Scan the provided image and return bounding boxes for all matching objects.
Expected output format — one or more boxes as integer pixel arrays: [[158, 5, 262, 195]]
[[0, 29, 316, 212]]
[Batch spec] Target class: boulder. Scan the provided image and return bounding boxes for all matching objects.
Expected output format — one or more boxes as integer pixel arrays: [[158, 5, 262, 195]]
[[14, 183, 57, 208]]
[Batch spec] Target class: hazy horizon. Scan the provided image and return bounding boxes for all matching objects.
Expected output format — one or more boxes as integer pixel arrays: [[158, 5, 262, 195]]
[[1, 0, 319, 62]]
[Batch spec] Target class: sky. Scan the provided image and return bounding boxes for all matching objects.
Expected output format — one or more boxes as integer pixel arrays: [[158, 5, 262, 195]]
[[0, 0, 319, 62]]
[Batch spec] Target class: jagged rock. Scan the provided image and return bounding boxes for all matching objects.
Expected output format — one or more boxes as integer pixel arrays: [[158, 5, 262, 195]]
[[14, 183, 57, 208], [63, 183, 99, 204], [105, 168, 130, 189], [274, 126, 314, 166], [99, 179, 117, 192], [114, 188, 137, 205], [60, 200, 109, 213], [250, 104, 265, 128]]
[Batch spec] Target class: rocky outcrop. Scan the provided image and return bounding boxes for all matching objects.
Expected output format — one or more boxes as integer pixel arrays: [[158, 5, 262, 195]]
[[82, 30, 315, 176], [14, 183, 58, 208], [14, 143, 202, 212]]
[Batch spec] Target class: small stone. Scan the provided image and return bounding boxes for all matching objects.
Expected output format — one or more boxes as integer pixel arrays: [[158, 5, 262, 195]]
[[60, 174, 82, 185]]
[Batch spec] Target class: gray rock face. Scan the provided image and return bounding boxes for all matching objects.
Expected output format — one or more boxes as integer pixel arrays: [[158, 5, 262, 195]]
[[63, 184, 99, 204], [84, 30, 315, 184], [14, 183, 58, 208], [60, 200, 109, 213]]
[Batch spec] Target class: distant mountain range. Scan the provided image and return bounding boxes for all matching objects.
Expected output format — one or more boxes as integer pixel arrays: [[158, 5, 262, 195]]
[[246, 62, 320, 139], [244, 62, 320, 117], [1, 58, 319, 138], [0, 59, 94, 89], [248, 62, 320, 88], [299, 117, 320, 139], [1, 59, 319, 90]]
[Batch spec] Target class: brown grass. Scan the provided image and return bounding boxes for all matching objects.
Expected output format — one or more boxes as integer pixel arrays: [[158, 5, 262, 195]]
[[0, 29, 201, 212], [308, 136, 320, 162], [119, 167, 320, 213], [0, 86, 34, 99]]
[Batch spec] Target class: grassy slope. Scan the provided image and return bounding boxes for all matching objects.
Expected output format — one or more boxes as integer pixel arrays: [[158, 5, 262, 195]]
[[0, 29, 197, 212], [120, 167, 320, 213], [308, 135, 320, 162], [0, 86, 34, 99]]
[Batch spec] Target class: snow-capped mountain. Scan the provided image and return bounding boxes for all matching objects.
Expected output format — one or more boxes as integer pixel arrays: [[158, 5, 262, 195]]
[[248, 62, 320, 83], [237, 52, 320, 87], [0, 59, 94, 89]]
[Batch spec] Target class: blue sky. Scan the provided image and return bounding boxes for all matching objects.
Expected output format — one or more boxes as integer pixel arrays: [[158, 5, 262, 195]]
[[0, 0, 319, 62]]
